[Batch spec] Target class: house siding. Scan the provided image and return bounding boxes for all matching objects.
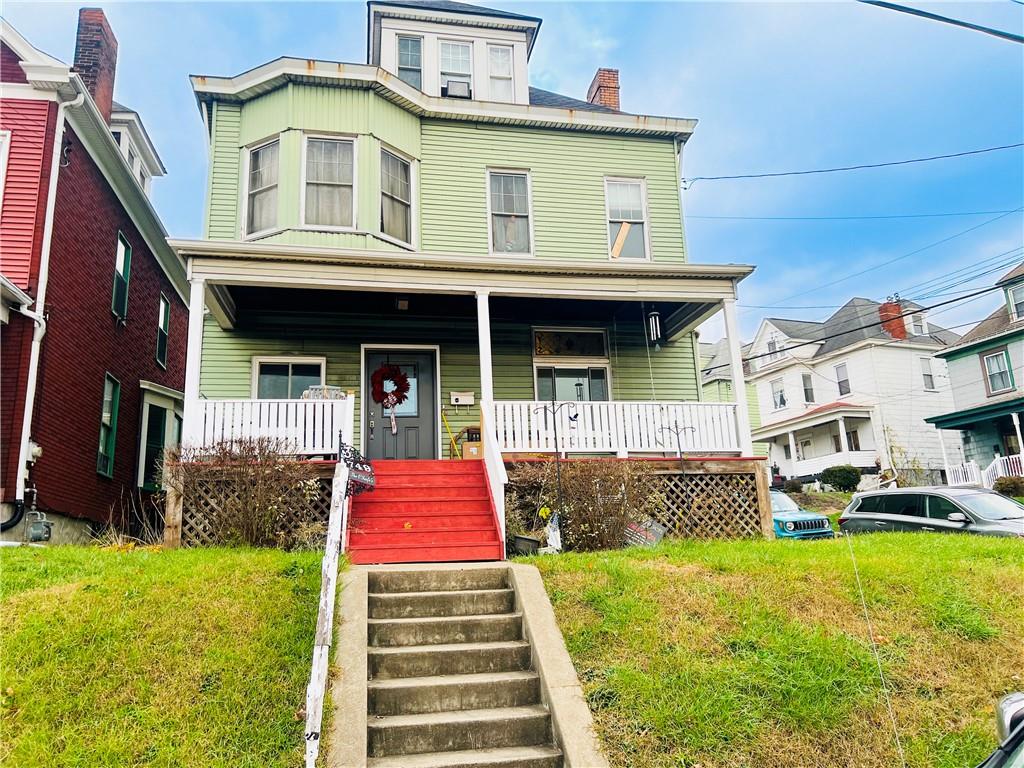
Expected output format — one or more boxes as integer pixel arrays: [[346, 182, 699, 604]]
[[0, 97, 57, 289], [0, 42, 28, 84], [0, 314, 33, 498], [198, 312, 697, 458], [26, 127, 187, 523]]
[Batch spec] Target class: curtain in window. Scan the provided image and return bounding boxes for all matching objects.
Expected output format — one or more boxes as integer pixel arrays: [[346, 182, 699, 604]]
[[305, 139, 353, 227], [490, 173, 529, 252], [986, 353, 1011, 391], [489, 46, 513, 101], [247, 141, 279, 234], [381, 151, 411, 243]]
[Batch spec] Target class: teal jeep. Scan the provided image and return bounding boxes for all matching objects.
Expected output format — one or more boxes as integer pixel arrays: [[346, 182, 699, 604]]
[[771, 490, 834, 540]]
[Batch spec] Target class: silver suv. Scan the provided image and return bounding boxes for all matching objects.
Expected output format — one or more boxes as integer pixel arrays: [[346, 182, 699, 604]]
[[839, 487, 1024, 538]]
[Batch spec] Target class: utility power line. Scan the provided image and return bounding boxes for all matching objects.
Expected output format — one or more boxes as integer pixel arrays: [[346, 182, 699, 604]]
[[682, 143, 1023, 186], [858, 0, 1024, 44], [689, 208, 1021, 221]]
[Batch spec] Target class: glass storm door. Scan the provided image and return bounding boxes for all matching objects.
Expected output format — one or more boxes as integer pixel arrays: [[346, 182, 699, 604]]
[[364, 350, 437, 460]]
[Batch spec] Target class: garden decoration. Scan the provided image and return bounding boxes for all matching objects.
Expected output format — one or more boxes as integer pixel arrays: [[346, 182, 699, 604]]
[[339, 442, 375, 496], [370, 363, 410, 435], [657, 419, 696, 471], [532, 392, 579, 524]]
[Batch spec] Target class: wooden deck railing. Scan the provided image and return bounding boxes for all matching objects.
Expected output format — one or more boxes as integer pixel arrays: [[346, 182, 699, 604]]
[[186, 398, 350, 455], [488, 400, 742, 456]]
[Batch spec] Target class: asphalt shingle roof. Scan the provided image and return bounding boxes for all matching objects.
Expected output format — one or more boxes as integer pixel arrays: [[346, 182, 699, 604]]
[[528, 86, 618, 113], [369, 0, 541, 23]]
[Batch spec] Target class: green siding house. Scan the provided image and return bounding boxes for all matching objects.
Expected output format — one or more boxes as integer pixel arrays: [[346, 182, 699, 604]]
[[173, 0, 755, 463], [700, 340, 767, 458]]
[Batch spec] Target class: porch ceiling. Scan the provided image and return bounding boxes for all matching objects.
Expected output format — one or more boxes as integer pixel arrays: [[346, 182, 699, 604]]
[[925, 395, 1024, 430]]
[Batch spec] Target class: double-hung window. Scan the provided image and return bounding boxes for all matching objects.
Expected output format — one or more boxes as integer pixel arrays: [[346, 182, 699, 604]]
[[767, 338, 782, 361], [440, 41, 472, 95], [983, 350, 1012, 394], [802, 373, 815, 403], [489, 171, 531, 253], [1009, 284, 1024, 320], [920, 357, 935, 390], [488, 45, 513, 102], [111, 232, 132, 320], [97, 374, 120, 477], [605, 179, 648, 259], [380, 149, 412, 245], [835, 363, 851, 396], [533, 329, 609, 402], [155, 294, 170, 368], [246, 140, 279, 236], [397, 35, 422, 89], [771, 379, 787, 410], [255, 358, 325, 399], [911, 313, 926, 335], [304, 137, 354, 228]]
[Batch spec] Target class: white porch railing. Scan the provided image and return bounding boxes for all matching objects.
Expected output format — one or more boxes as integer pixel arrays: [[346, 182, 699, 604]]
[[488, 400, 742, 455], [947, 460, 982, 486], [794, 450, 878, 478], [187, 399, 351, 455], [479, 399, 509, 550], [981, 454, 1024, 488]]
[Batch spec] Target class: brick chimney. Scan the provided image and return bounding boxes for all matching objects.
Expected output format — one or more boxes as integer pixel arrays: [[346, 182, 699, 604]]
[[74, 8, 118, 123], [879, 300, 908, 340], [587, 68, 620, 111]]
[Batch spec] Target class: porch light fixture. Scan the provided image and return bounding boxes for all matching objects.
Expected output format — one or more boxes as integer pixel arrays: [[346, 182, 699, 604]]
[[395, 297, 409, 311], [647, 309, 662, 347]]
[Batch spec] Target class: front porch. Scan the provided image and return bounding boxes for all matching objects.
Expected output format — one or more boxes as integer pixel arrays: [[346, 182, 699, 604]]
[[754, 403, 880, 482], [927, 395, 1024, 487]]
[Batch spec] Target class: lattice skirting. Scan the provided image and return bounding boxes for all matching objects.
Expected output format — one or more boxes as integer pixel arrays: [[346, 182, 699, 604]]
[[180, 476, 333, 547], [649, 468, 767, 540]]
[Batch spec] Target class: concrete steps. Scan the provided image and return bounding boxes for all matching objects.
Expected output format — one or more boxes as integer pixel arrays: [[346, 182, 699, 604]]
[[347, 460, 503, 565], [364, 566, 563, 768]]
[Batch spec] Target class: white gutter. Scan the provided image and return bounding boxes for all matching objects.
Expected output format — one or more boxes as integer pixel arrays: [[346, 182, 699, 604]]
[[13, 89, 84, 502]]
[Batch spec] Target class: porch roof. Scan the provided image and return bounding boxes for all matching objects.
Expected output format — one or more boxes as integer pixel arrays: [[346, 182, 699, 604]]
[[924, 394, 1024, 430], [171, 238, 753, 336], [752, 401, 873, 440]]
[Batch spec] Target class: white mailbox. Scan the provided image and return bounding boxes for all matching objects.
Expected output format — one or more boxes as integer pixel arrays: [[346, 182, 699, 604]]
[[450, 391, 475, 406]]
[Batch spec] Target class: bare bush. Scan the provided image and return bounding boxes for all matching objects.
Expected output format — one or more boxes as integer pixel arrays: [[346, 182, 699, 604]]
[[506, 460, 663, 552], [93, 487, 165, 549], [164, 438, 323, 548]]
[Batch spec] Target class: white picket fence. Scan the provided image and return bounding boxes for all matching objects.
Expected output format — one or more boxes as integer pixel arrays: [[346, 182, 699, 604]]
[[187, 398, 350, 455], [487, 400, 741, 456]]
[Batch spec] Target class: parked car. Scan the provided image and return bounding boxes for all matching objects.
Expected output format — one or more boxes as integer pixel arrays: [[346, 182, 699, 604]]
[[976, 693, 1024, 768], [770, 491, 834, 540], [839, 487, 1024, 538]]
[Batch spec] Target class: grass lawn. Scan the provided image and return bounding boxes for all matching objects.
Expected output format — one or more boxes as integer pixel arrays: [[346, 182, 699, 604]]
[[0, 546, 324, 768], [527, 534, 1024, 768]]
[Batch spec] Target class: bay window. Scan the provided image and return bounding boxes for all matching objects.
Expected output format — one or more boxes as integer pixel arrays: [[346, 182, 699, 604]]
[[380, 149, 412, 244], [304, 137, 354, 228], [246, 140, 279, 235]]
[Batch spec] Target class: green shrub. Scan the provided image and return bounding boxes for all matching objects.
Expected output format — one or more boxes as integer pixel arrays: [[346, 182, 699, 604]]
[[820, 464, 861, 492], [783, 478, 804, 493], [992, 475, 1024, 497]]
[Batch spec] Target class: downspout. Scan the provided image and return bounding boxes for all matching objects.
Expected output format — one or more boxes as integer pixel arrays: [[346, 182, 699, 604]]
[[5, 89, 84, 527]]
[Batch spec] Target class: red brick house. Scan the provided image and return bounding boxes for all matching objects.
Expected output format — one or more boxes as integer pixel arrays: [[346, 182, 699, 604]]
[[0, 10, 187, 541]]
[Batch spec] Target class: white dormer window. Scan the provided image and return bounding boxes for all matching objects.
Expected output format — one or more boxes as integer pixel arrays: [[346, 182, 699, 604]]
[[440, 41, 472, 96], [397, 36, 422, 89], [767, 337, 783, 361], [1009, 284, 1024, 320], [488, 45, 514, 102], [911, 313, 926, 335]]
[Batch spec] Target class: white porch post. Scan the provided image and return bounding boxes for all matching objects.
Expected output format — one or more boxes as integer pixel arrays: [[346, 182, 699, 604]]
[[937, 428, 951, 480], [722, 297, 753, 455], [183, 278, 206, 446], [476, 290, 494, 404], [837, 416, 849, 453], [1012, 412, 1023, 456], [788, 431, 798, 475]]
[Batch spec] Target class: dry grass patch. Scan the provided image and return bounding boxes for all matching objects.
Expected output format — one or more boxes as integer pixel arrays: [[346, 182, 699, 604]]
[[526, 534, 1024, 768]]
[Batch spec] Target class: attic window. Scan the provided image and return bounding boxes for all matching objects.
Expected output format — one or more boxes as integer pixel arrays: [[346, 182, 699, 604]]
[[911, 313, 926, 335], [767, 337, 783, 361], [440, 41, 472, 96], [397, 36, 422, 89], [1009, 284, 1024, 320]]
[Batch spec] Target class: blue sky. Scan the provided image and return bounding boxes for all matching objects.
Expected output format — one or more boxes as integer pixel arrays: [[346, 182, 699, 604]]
[[6, 1, 1023, 341]]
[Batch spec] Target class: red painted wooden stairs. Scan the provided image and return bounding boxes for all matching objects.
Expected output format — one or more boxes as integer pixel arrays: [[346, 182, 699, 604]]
[[346, 460, 505, 565]]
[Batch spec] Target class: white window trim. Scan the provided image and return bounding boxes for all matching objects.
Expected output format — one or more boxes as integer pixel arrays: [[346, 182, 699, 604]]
[[1009, 284, 1024, 321], [0, 130, 11, 217], [531, 326, 612, 400], [358, 344, 442, 459], [920, 356, 936, 391], [834, 362, 851, 396], [239, 136, 281, 241], [910, 312, 927, 335], [378, 142, 418, 250], [299, 133, 358, 232], [438, 38, 474, 92], [250, 356, 327, 399], [983, 350, 1013, 394], [396, 34, 424, 89], [486, 167, 535, 257], [486, 43, 514, 103], [136, 390, 183, 489], [770, 378, 787, 410], [801, 372, 815, 404], [603, 176, 652, 262]]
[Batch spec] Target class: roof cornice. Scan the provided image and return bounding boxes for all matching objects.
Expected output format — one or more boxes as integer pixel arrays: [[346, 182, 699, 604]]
[[189, 59, 697, 140]]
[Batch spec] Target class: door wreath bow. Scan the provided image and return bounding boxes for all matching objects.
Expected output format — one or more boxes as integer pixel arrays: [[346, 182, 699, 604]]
[[370, 363, 410, 435]]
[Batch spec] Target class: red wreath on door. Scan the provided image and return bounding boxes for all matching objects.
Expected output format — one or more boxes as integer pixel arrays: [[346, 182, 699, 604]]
[[370, 363, 410, 409]]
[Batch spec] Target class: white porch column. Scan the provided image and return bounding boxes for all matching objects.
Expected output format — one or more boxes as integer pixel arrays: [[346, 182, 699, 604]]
[[1012, 412, 1023, 456], [722, 297, 753, 455], [788, 431, 798, 473], [937, 428, 951, 478], [183, 278, 206, 446], [837, 416, 849, 453], [476, 290, 494, 404]]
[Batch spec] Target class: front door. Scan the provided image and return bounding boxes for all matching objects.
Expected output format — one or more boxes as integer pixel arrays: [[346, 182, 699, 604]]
[[364, 350, 437, 460]]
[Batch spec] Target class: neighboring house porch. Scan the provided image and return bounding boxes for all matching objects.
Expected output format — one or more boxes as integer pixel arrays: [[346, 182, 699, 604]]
[[926, 395, 1024, 487], [754, 402, 880, 482]]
